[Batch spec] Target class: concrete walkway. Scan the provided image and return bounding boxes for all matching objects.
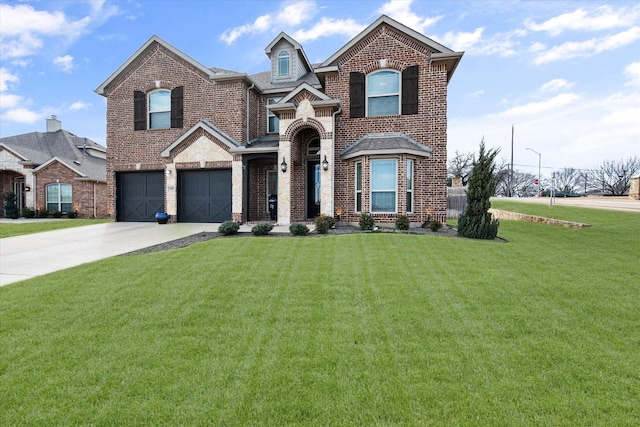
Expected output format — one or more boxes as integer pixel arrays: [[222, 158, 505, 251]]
[[0, 221, 296, 287]]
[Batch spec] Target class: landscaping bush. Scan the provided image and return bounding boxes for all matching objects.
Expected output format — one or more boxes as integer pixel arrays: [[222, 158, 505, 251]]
[[458, 140, 500, 240], [359, 212, 374, 230], [314, 214, 335, 234], [429, 219, 442, 232], [22, 207, 36, 218], [251, 223, 273, 236], [3, 192, 19, 219], [67, 210, 78, 219], [51, 210, 63, 218], [38, 207, 49, 218], [219, 221, 240, 236], [395, 215, 410, 230], [289, 223, 310, 236]]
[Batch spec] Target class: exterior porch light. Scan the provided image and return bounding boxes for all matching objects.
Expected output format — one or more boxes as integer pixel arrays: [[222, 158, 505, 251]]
[[280, 157, 287, 172], [322, 155, 329, 171]]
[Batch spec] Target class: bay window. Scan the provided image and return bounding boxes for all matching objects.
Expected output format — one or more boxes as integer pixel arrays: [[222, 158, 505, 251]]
[[370, 159, 397, 212]]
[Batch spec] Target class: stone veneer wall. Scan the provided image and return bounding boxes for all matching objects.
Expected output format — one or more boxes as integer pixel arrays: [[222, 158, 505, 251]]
[[630, 177, 639, 200], [489, 209, 590, 228]]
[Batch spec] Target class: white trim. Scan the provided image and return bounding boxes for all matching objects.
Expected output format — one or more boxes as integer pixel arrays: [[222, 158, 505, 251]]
[[366, 69, 401, 117]]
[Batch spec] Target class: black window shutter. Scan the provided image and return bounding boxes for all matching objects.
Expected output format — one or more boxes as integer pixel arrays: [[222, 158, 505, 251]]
[[134, 90, 146, 130], [349, 72, 365, 118], [171, 86, 184, 128], [402, 65, 419, 115]]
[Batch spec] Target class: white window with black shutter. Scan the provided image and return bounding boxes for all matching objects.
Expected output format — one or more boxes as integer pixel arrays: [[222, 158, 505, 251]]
[[134, 86, 183, 130], [349, 66, 418, 118]]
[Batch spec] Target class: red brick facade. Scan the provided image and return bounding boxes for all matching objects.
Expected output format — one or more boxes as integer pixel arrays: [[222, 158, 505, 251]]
[[97, 15, 462, 225]]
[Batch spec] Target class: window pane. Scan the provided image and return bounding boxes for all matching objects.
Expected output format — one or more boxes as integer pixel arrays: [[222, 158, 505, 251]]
[[406, 192, 412, 213], [150, 112, 171, 129], [278, 51, 290, 77], [356, 192, 362, 212], [371, 160, 396, 190], [406, 160, 413, 190], [60, 184, 72, 202], [149, 90, 170, 112], [47, 203, 57, 212], [367, 71, 399, 96], [47, 184, 59, 203], [368, 95, 399, 116], [61, 203, 73, 213], [268, 116, 279, 133], [356, 163, 362, 191], [371, 192, 395, 212]]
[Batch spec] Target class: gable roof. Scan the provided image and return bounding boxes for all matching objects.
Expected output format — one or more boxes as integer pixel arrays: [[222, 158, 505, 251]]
[[0, 130, 106, 181], [95, 35, 218, 95], [316, 15, 463, 81], [265, 32, 313, 72], [160, 119, 240, 157], [340, 133, 432, 160]]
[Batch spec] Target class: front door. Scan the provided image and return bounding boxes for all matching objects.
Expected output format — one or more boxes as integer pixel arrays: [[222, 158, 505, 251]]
[[307, 161, 320, 219]]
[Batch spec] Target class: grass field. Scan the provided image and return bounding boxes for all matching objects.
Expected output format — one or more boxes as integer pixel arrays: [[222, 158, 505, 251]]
[[1, 202, 638, 425], [0, 218, 112, 238]]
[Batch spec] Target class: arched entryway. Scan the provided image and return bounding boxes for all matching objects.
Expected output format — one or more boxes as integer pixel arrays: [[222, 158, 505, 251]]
[[289, 128, 322, 220]]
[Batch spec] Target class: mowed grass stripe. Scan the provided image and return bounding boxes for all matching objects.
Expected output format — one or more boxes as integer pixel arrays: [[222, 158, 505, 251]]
[[1, 205, 639, 425]]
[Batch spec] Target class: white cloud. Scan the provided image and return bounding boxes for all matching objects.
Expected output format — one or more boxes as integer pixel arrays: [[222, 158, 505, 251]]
[[53, 55, 74, 72], [0, 2, 119, 59], [54, 56, 74, 72], [0, 94, 23, 110], [220, 0, 316, 45], [292, 17, 365, 43], [377, 0, 442, 33], [494, 93, 582, 118], [525, 5, 639, 36], [0, 107, 41, 124], [69, 101, 91, 111], [540, 78, 574, 92], [11, 59, 31, 68], [534, 26, 640, 64], [625, 62, 640, 86], [0, 68, 19, 92], [440, 28, 484, 52]]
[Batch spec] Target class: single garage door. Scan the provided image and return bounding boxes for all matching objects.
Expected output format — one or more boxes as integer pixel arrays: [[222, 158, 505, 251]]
[[116, 171, 164, 222], [178, 169, 232, 223]]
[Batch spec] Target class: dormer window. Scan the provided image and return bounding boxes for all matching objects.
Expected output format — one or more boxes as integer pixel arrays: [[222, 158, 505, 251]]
[[278, 51, 290, 77]]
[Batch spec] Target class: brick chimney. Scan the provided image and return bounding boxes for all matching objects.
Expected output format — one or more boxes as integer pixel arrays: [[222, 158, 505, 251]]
[[46, 115, 62, 132]]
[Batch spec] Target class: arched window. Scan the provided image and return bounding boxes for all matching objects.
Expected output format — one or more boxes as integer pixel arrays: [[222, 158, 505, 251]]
[[366, 70, 400, 116], [148, 89, 171, 129], [278, 51, 290, 77], [46, 183, 72, 213]]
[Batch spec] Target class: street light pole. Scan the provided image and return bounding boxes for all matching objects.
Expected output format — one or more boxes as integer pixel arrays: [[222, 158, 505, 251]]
[[526, 148, 541, 197]]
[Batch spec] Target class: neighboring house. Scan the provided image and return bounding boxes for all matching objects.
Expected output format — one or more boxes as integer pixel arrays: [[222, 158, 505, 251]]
[[0, 116, 108, 218], [95, 15, 463, 225]]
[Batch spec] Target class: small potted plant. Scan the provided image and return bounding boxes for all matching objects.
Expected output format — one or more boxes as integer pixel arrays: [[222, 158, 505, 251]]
[[155, 212, 170, 224]]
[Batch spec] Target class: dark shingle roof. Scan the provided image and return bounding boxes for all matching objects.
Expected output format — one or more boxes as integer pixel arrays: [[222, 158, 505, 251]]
[[250, 70, 321, 92], [340, 133, 433, 159], [0, 130, 106, 181]]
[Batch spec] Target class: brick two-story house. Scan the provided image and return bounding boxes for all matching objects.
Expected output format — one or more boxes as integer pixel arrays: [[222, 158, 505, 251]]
[[95, 15, 462, 225]]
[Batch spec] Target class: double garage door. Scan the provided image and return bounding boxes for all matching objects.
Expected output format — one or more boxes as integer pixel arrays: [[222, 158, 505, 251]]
[[116, 170, 231, 222]]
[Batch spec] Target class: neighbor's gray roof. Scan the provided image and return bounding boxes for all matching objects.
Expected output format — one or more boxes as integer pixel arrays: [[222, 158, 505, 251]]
[[340, 132, 432, 159], [0, 130, 106, 181]]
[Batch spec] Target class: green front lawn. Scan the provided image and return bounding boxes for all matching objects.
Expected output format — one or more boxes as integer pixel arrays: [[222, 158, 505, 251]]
[[1, 204, 638, 425], [0, 218, 112, 238]]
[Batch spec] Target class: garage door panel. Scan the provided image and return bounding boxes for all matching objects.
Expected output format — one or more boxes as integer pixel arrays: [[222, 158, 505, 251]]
[[179, 170, 231, 223], [116, 172, 164, 222]]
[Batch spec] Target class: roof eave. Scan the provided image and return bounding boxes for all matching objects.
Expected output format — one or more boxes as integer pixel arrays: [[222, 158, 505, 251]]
[[340, 148, 432, 160]]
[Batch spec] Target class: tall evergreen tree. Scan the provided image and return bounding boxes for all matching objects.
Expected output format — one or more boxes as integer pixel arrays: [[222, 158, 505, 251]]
[[458, 140, 500, 240]]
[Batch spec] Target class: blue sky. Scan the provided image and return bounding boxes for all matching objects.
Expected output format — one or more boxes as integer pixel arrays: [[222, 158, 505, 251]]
[[1, 0, 639, 176]]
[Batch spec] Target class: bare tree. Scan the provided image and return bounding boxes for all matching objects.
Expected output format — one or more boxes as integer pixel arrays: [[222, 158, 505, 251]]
[[447, 151, 474, 186], [553, 167, 581, 194], [588, 156, 640, 195]]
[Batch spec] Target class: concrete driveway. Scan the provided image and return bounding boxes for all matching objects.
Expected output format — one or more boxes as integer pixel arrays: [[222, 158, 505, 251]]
[[0, 221, 226, 286]]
